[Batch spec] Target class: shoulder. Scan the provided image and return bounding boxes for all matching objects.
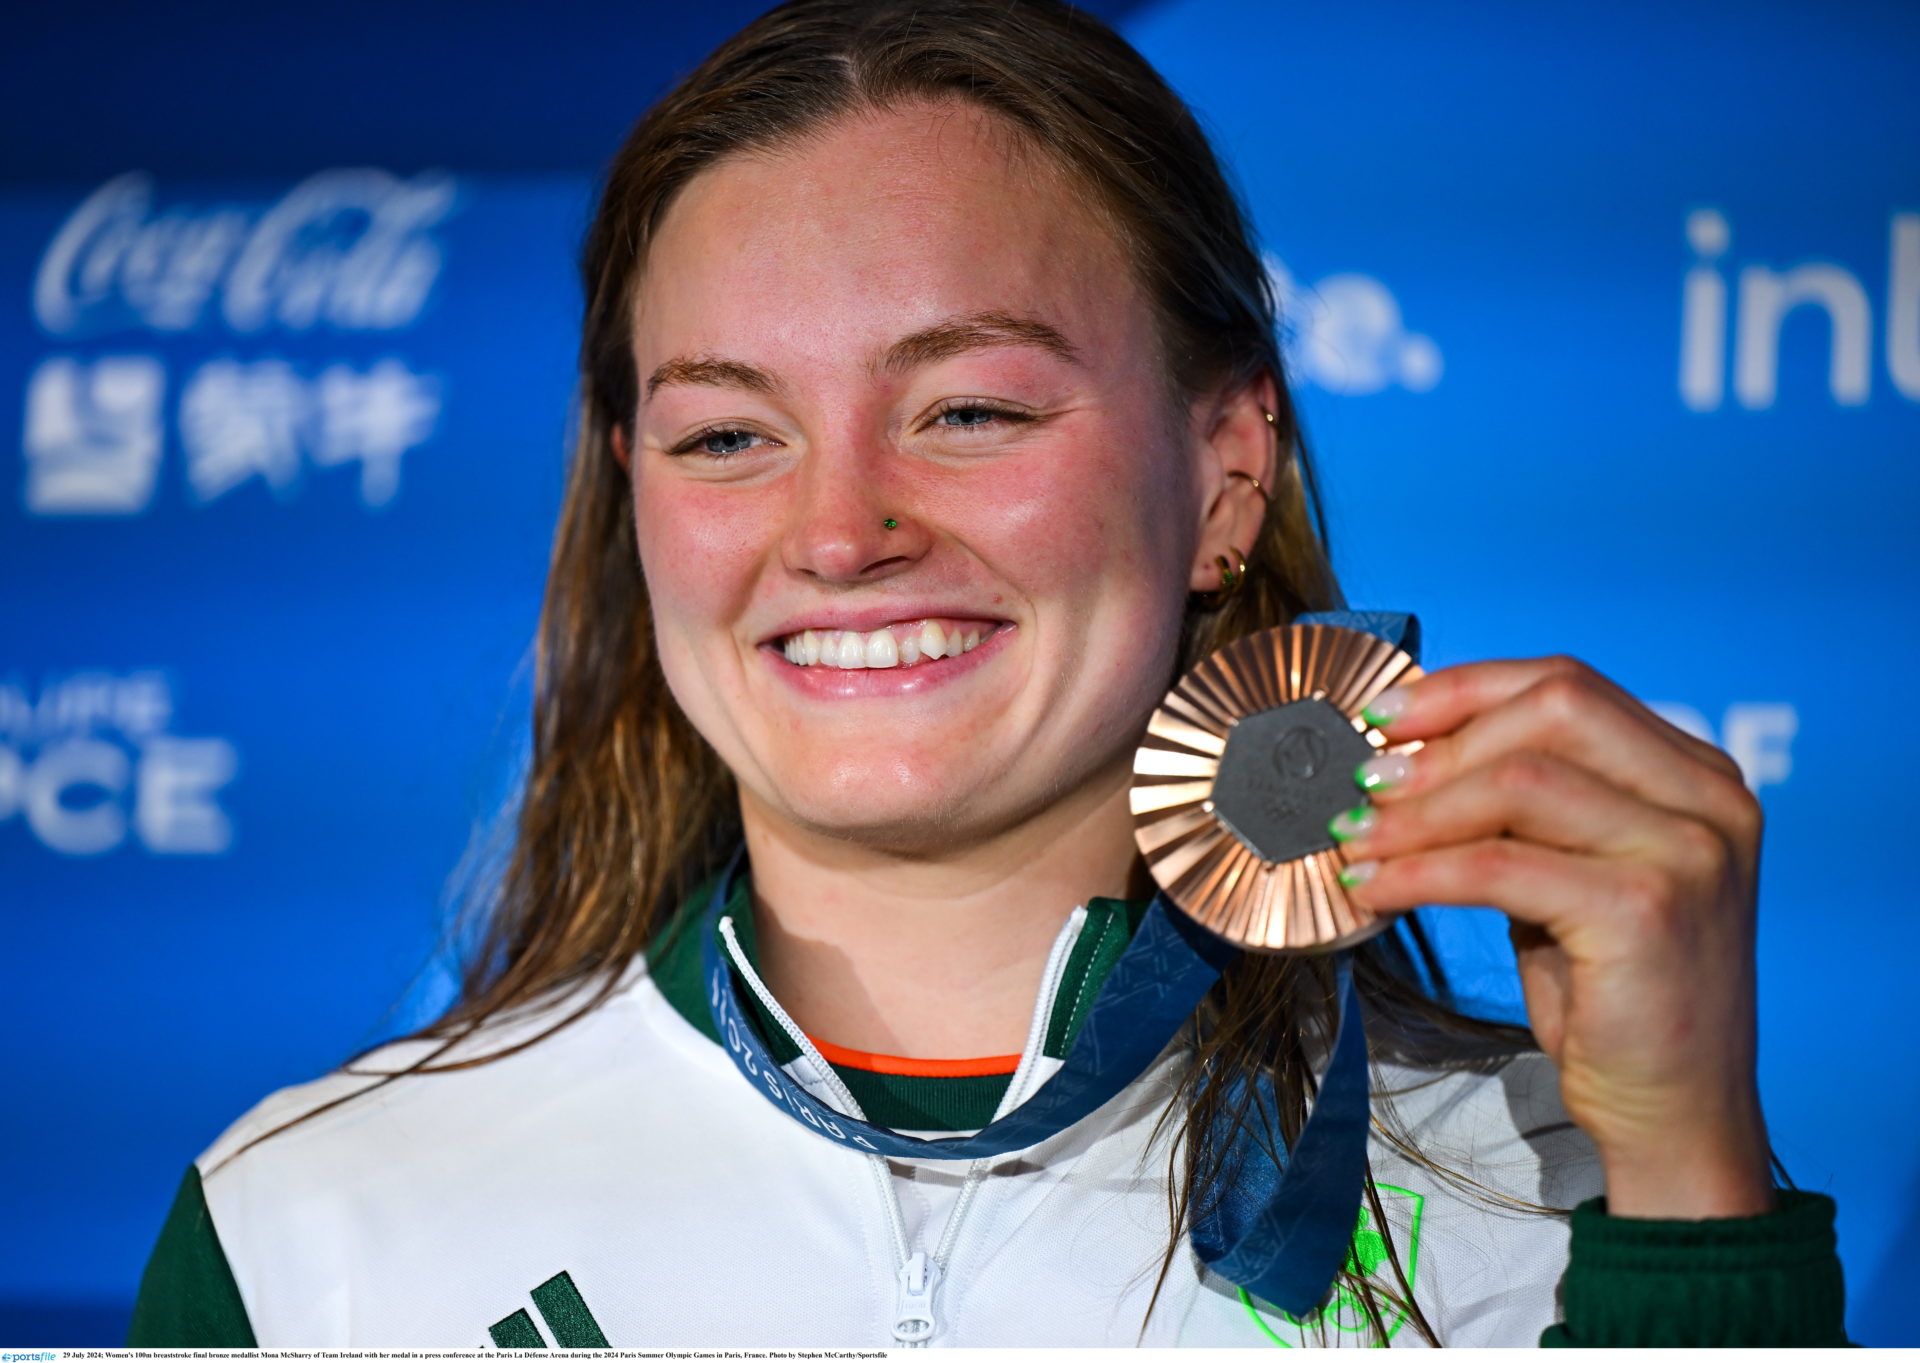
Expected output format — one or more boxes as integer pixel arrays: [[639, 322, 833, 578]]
[[195, 951, 710, 1185], [170, 948, 820, 1345], [183, 953, 753, 1344]]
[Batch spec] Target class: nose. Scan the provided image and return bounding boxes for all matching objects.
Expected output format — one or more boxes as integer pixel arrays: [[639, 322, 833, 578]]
[[780, 442, 930, 584]]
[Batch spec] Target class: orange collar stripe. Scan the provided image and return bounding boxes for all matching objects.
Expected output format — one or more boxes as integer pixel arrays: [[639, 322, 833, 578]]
[[805, 1035, 1021, 1078]]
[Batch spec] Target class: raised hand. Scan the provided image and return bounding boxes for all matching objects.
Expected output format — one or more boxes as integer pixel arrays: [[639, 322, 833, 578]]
[[1332, 656, 1775, 1218]]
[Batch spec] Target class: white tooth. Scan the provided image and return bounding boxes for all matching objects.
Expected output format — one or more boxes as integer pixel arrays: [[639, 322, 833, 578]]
[[919, 621, 947, 660], [801, 629, 821, 666], [898, 630, 921, 665], [963, 628, 981, 652], [784, 637, 798, 664], [864, 629, 899, 668], [835, 630, 866, 668]]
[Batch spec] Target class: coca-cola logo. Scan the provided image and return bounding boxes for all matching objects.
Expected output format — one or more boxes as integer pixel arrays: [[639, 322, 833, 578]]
[[33, 169, 458, 337]]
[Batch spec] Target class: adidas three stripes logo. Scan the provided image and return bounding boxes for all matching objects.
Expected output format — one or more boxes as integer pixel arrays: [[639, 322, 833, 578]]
[[489, 1270, 610, 1349]]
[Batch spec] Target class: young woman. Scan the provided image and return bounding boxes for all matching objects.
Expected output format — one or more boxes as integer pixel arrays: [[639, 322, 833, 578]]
[[129, 0, 1849, 1347]]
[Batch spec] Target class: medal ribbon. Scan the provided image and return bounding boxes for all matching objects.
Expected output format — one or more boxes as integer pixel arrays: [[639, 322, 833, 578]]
[[700, 609, 1413, 1318]]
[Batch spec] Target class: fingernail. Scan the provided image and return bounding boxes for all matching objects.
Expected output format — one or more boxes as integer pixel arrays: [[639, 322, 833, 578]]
[[1328, 805, 1377, 843], [1354, 752, 1413, 792], [1363, 685, 1413, 729], [1338, 860, 1378, 889]]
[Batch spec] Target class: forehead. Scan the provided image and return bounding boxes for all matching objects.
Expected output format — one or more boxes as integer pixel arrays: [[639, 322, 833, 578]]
[[632, 99, 1149, 380]]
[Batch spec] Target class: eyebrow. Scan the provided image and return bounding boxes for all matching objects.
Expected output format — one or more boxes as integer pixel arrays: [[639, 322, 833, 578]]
[[642, 310, 1082, 402], [878, 309, 1082, 376], [643, 356, 782, 402]]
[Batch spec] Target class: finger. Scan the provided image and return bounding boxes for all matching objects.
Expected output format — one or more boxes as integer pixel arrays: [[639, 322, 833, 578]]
[[1339, 836, 1675, 950], [1509, 918, 1570, 1055], [1333, 749, 1726, 866], [1368, 655, 1748, 787], [1361, 665, 1761, 853]]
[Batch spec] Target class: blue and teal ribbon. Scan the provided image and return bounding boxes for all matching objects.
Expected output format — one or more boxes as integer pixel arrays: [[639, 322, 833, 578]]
[[701, 609, 1415, 1317], [701, 863, 1237, 1159]]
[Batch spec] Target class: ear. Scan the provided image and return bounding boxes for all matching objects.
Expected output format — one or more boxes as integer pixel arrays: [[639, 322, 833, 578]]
[[611, 423, 632, 473], [1186, 370, 1282, 593]]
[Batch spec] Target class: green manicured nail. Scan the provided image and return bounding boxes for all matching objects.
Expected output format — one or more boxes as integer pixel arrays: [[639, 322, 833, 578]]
[[1328, 805, 1377, 843], [1355, 753, 1413, 792], [1339, 860, 1378, 888], [1363, 685, 1412, 729]]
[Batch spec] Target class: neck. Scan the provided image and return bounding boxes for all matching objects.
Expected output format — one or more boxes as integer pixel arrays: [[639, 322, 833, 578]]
[[739, 762, 1149, 1058]]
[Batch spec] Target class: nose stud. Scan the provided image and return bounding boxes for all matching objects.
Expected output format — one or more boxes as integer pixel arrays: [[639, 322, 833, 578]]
[[882, 517, 899, 530]]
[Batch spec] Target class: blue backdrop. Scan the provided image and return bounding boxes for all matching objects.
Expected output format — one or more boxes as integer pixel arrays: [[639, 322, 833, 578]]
[[4, 0, 1915, 1346]]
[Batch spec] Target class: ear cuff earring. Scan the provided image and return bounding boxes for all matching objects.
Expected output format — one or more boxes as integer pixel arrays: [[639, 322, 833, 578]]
[[1227, 470, 1270, 504], [1227, 409, 1278, 505], [1195, 408, 1279, 606]]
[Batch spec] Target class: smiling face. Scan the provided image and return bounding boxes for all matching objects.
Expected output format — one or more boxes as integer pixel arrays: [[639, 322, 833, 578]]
[[626, 99, 1209, 854]]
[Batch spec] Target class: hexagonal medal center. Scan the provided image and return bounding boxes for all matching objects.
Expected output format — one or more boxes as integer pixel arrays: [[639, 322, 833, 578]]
[[1209, 697, 1378, 863]]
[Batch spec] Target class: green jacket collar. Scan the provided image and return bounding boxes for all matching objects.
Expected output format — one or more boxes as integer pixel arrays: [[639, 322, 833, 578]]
[[645, 868, 1150, 1130]]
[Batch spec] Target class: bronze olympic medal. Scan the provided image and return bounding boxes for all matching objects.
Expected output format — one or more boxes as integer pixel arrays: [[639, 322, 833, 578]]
[[1130, 623, 1424, 953]]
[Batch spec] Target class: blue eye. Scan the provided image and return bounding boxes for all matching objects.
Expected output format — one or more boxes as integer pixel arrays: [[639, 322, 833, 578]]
[[698, 430, 756, 456], [932, 401, 1032, 431], [670, 426, 766, 459]]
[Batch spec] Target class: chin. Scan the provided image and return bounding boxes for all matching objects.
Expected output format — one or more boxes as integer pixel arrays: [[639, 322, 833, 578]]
[[767, 764, 1023, 857], [762, 731, 1132, 858], [791, 801, 999, 858], [803, 781, 970, 839]]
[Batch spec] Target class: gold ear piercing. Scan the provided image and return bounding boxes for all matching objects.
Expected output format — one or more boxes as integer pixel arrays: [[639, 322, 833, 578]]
[[1196, 409, 1272, 607], [1227, 470, 1271, 505], [1204, 544, 1249, 604], [1226, 409, 1279, 506]]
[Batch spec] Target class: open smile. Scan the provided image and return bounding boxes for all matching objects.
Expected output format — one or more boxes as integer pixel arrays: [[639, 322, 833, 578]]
[[775, 617, 1005, 670], [758, 615, 1014, 698]]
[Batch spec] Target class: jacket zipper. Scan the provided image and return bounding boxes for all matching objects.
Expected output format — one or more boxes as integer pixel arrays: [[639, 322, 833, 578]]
[[720, 905, 1090, 1347]]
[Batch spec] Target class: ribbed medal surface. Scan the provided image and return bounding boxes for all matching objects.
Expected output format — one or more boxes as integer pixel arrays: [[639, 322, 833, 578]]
[[1131, 623, 1424, 953]]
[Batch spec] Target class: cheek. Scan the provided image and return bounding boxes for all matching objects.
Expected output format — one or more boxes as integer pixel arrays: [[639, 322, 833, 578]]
[[632, 475, 768, 644], [962, 432, 1189, 608]]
